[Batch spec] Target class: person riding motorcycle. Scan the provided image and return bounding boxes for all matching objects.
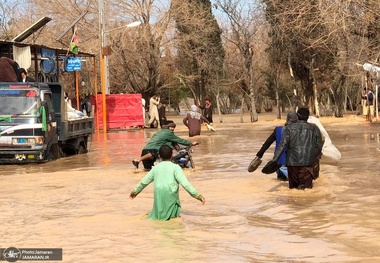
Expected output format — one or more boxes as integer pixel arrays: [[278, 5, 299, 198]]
[[132, 122, 198, 170]]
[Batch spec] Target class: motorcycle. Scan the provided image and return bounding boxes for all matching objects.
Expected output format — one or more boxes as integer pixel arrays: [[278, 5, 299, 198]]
[[153, 143, 198, 169], [172, 145, 196, 169]]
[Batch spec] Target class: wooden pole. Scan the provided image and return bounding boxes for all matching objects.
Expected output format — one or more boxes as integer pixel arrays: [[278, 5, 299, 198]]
[[94, 57, 99, 133]]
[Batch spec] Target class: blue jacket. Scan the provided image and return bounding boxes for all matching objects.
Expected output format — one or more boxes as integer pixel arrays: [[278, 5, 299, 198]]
[[256, 126, 287, 165], [275, 126, 287, 165], [273, 121, 323, 166]]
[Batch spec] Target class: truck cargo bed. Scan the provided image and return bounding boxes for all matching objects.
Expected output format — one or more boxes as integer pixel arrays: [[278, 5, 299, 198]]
[[59, 117, 94, 141]]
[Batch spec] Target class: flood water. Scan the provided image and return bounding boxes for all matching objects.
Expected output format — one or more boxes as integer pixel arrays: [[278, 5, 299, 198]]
[[1, 116, 380, 262]]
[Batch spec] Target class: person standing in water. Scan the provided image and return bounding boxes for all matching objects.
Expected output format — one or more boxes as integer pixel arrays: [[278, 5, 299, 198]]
[[130, 145, 206, 220], [183, 105, 210, 137], [252, 112, 299, 180], [271, 107, 323, 189], [198, 97, 213, 124]]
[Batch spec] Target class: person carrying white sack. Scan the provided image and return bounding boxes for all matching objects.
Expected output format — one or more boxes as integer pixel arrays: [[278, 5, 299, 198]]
[[307, 115, 341, 180], [249, 112, 341, 181]]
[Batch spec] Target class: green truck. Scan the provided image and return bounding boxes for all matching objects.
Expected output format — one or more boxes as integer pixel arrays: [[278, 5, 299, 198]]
[[0, 82, 93, 163]]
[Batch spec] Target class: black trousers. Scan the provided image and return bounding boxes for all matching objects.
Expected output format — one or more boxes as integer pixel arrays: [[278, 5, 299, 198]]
[[141, 149, 159, 170], [287, 165, 315, 189]]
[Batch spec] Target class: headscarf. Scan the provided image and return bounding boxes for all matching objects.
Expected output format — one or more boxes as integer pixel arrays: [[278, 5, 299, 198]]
[[190, 105, 201, 120], [285, 112, 298, 126]]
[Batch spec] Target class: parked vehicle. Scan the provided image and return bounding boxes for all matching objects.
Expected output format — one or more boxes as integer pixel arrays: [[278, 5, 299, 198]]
[[172, 144, 196, 169], [0, 82, 93, 163]]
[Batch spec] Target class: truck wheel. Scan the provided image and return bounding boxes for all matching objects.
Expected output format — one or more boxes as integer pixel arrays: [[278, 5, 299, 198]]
[[47, 144, 60, 161], [78, 144, 87, 154]]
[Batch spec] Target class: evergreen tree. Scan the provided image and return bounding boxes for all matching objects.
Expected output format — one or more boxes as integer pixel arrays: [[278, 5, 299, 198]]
[[171, 0, 225, 101]]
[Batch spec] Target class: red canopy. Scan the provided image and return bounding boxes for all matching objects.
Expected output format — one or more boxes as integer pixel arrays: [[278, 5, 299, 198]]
[[93, 94, 144, 129]]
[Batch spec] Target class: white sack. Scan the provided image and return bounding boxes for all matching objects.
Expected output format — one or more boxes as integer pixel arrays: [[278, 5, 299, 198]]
[[308, 116, 341, 161]]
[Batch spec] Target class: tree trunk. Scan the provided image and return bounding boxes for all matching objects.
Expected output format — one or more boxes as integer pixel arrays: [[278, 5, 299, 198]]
[[240, 96, 245, 123], [275, 72, 281, 119], [310, 57, 320, 117], [248, 62, 258, 122], [313, 83, 320, 117], [249, 95, 258, 122], [216, 92, 223, 123]]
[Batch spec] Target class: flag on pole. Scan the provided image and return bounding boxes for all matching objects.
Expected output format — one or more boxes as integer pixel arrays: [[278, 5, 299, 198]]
[[70, 34, 79, 54]]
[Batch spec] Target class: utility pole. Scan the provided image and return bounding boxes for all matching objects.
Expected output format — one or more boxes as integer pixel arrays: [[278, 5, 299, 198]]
[[99, 0, 141, 133], [99, 0, 108, 134]]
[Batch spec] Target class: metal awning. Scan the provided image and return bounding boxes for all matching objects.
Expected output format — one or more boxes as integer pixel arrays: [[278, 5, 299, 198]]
[[12, 17, 52, 43], [0, 40, 95, 58]]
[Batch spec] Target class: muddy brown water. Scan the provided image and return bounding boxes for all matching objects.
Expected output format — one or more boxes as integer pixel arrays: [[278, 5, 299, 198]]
[[1, 114, 380, 262]]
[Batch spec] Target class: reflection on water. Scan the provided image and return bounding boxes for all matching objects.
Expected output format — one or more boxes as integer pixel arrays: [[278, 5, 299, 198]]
[[1, 122, 380, 262]]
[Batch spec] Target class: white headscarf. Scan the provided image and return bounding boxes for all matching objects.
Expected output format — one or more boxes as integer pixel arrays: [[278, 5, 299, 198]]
[[190, 105, 201, 119]]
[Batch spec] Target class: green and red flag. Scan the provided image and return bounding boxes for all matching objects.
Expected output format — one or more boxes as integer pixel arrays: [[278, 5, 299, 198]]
[[70, 34, 79, 54]]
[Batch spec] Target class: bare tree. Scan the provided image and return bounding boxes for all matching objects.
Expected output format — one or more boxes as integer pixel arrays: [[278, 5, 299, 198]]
[[5, 0, 379, 118], [0, 0, 22, 39], [215, 0, 266, 122], [106, 0, 173, 100]]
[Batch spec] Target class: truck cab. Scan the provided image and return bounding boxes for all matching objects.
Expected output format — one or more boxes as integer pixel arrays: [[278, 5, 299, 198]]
[[0, 82, 93, 163]]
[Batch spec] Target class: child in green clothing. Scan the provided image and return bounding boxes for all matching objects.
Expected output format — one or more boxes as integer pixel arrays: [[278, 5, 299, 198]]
[[130, 145, 206, 220]]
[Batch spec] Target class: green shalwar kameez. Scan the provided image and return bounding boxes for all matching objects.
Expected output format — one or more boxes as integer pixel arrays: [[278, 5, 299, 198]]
[[131, 161, 203, 220]]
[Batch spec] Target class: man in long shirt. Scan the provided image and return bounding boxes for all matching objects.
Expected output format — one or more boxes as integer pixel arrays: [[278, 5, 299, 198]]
[[183, 105, 210, 137], [147, 95, 160, 128], [130, 145, 205, 220]]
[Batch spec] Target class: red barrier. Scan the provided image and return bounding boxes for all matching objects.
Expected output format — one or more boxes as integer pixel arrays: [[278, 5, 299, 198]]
[[93, 94, 144, 129]]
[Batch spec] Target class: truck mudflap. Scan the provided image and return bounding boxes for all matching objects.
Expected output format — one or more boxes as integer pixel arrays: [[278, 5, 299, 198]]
[[0, 150, 46, 163]]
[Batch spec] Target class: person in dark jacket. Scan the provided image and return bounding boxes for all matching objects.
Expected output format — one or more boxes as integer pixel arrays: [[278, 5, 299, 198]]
[[158, 101, 172, 128], [198, 97, 213, 124], [158, 101, 167, 127], [272, 107, 323, 189], [80, 95, 92, 117], [361, 88, 375, 121], [20, 68, 35, 82]]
